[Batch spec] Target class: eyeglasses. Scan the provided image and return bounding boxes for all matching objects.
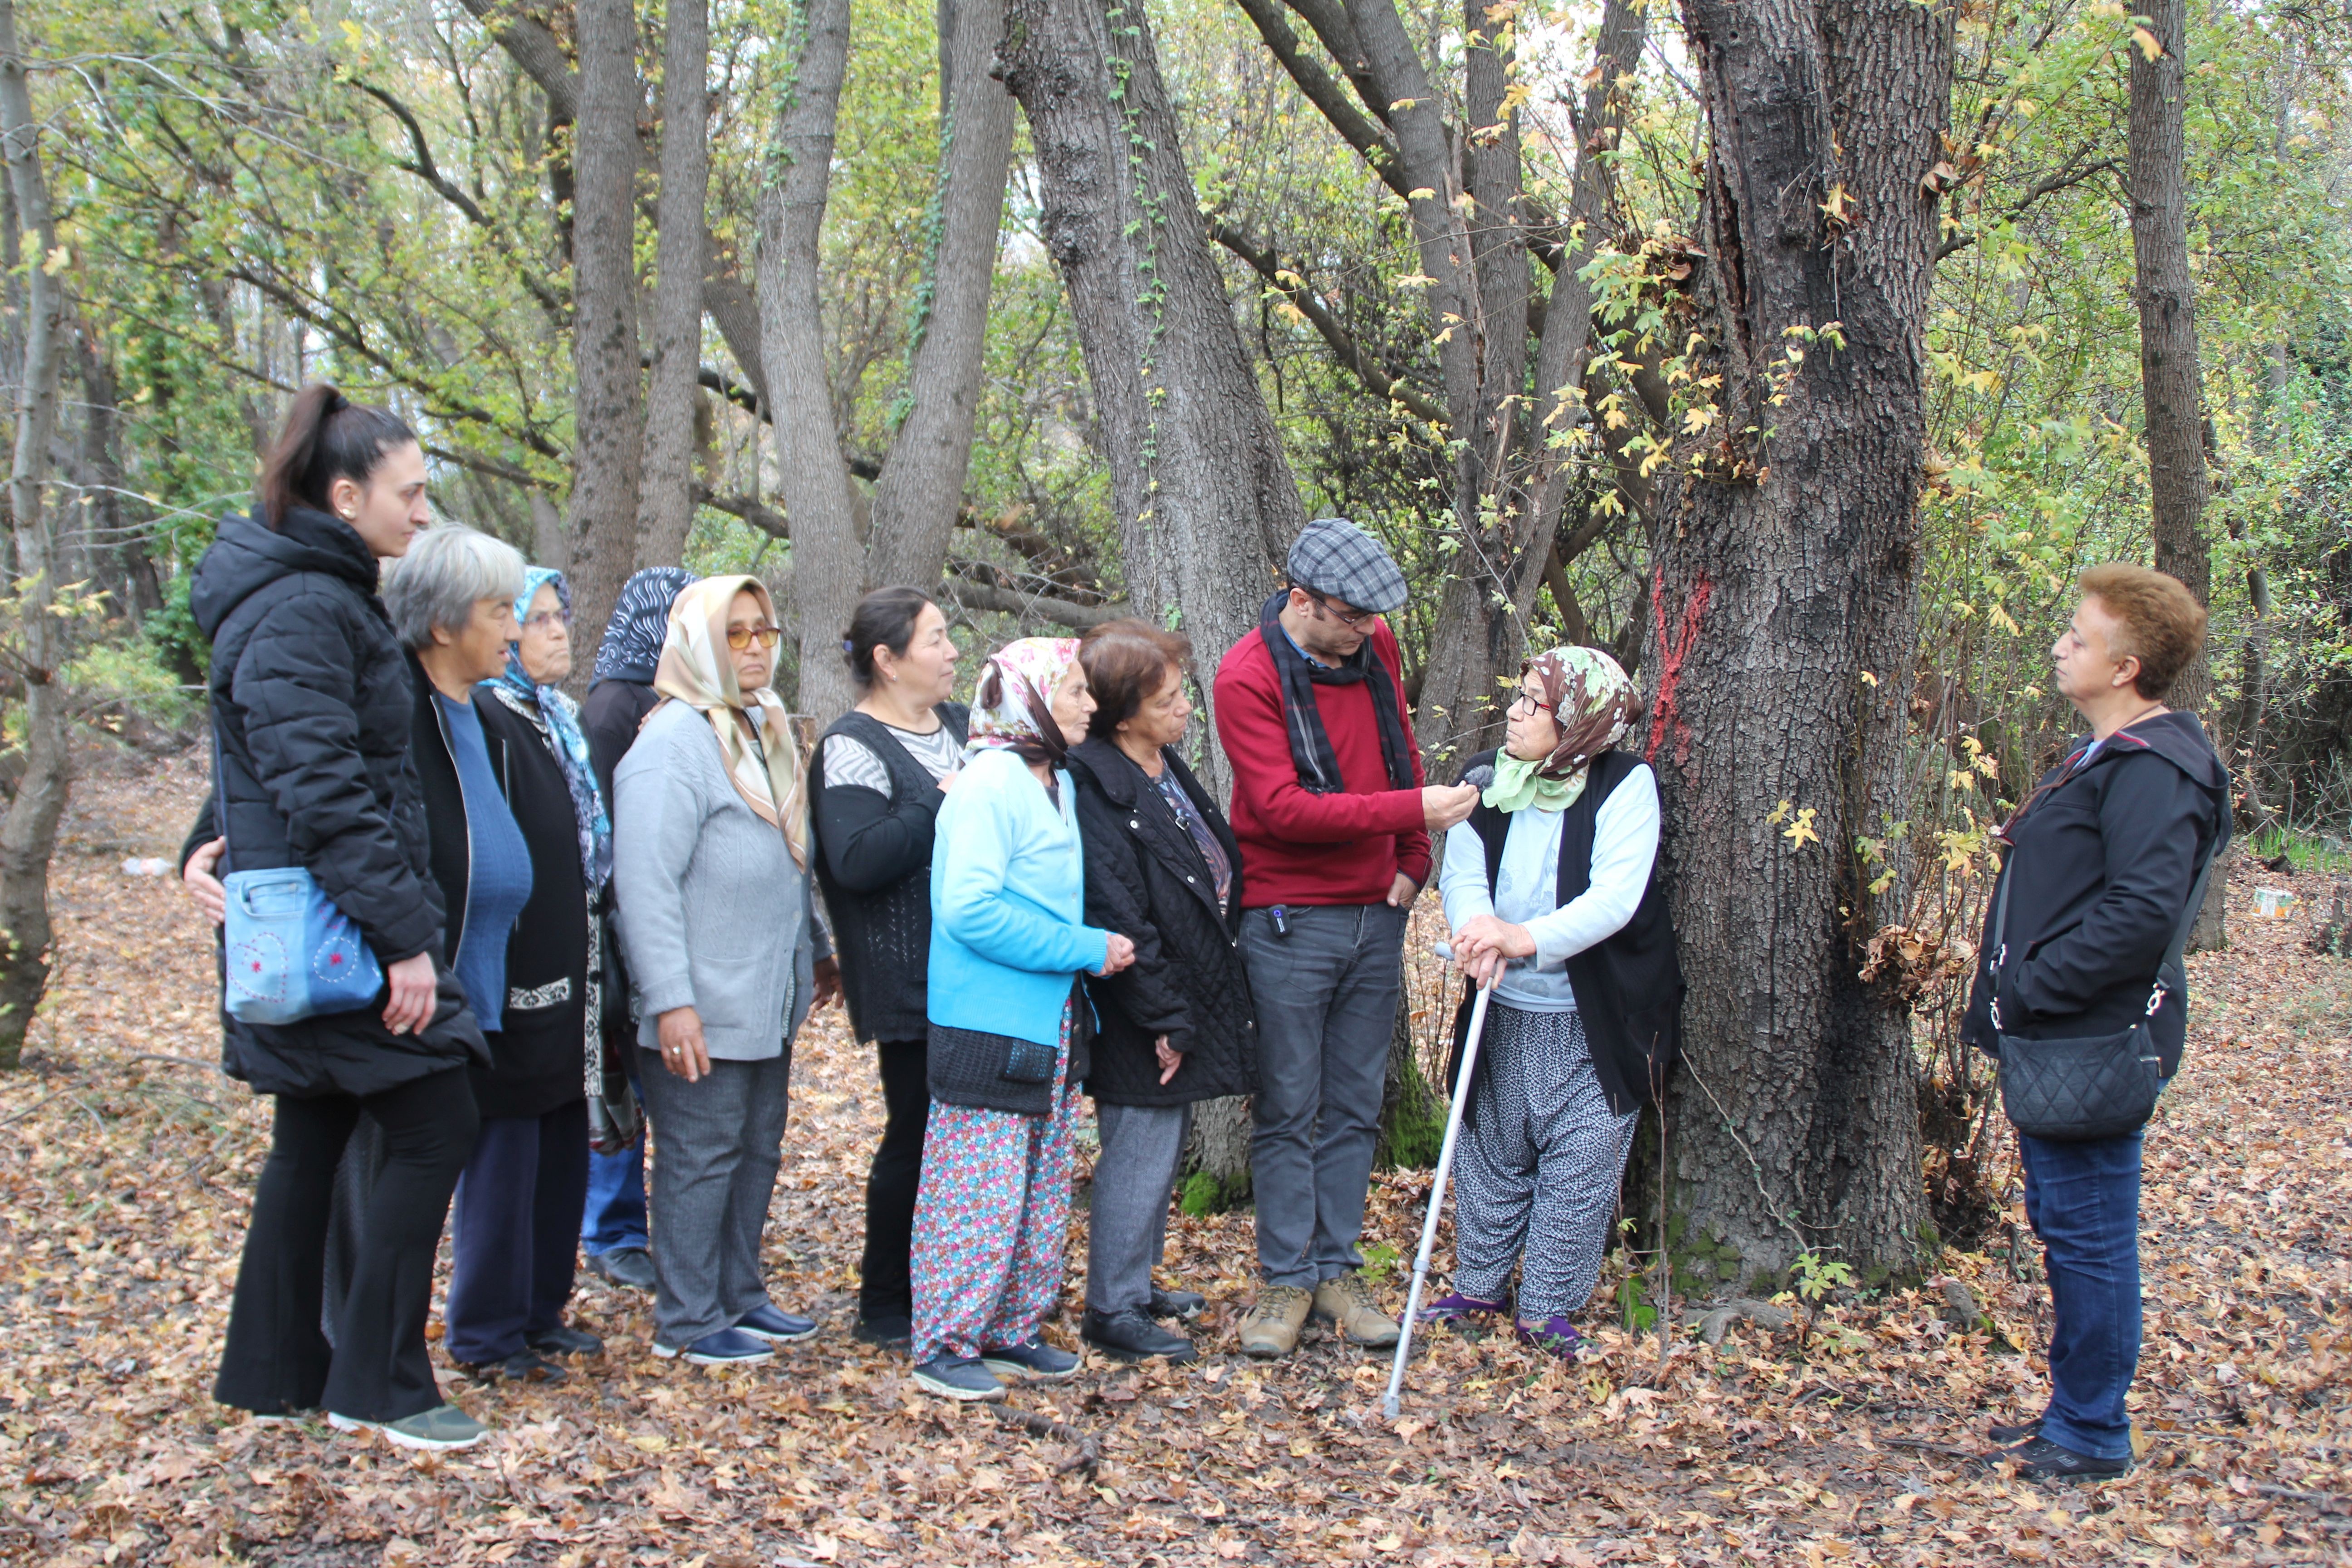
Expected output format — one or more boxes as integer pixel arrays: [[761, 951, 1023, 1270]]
[[725, 623, 784, 652], [1507, 691, 1555, 716], [521, 609, 572, 632], [1306, 591, 1378, 629]]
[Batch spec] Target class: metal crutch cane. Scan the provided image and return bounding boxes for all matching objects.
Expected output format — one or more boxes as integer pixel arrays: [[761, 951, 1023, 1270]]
[[1383, 944, 1498, 1419]]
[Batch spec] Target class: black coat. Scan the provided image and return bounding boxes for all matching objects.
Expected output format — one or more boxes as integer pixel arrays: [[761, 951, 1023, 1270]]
[[192, 505, 483, 1098], [583, 678, 661, 1049], [1962, 711, 2227, 1075], [1066, 739, 1259, 1107]]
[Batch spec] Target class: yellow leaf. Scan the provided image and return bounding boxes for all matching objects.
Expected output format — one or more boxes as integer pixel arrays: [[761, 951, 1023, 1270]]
[[1681, 405, 1717, 435], [1766, 799, 1792, 827], [42, 245, 69, 275], [2132, 24, 2162, 62], [1784, 808, 1820, 849], [1859, 670, 1878, 687], [1408, 187, 1436, 201]]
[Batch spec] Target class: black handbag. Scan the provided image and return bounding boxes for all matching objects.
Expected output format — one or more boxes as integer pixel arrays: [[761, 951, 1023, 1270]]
[[1986, 809, 2228, 1142]]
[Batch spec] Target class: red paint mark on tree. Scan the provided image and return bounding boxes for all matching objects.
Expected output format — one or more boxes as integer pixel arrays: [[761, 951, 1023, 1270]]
[[1646, 568, 1711, 767]]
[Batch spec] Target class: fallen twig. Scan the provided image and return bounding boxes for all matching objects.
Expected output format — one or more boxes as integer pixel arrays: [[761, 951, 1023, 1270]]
[[990, 1404, 1101, 1477], [1880, 1436, 1986, 1461], [2256, 1482, 2352, 1513], [125, 1052, 226, 1074]]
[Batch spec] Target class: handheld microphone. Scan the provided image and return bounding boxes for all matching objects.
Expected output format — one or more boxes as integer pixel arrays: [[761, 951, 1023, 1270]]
[[1460, 764, 1494, 791]]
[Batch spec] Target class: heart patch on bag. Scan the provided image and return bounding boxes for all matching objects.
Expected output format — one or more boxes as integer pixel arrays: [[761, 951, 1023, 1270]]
[[227, 931, 291, 1004], [311, 932, 367, 985]]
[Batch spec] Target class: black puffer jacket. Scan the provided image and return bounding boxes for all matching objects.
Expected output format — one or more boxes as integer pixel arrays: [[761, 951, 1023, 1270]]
[[193, 505, 484, 1097], [1067, 739, 1257, 1107]]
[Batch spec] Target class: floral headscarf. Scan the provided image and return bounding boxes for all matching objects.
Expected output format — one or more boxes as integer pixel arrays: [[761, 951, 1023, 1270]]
[[653, 576, 809, 868], [965, 637, 1082, 766], [1482, 644, 1642, 813], [485, 566, 612, 892]]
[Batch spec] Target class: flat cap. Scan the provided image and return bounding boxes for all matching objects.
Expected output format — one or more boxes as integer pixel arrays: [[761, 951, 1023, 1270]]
[[1285, 517, 1408, 615]]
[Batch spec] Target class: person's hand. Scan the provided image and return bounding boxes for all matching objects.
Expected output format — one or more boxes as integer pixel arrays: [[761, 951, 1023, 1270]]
[[657, 1006, 710, 1082], [381, 951, 438, 1035], [1095, 933, 1137, 976], [1451, 914, 1536, 988], [1154, 1034, 1183, 1086], [1421, 782, 1480, 832], [812, 955, 843, 1010], [1385, 871, 1419, 908], [183, 836, 228, 928]]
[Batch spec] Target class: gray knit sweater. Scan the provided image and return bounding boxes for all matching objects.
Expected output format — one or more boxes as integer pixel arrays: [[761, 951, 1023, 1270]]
[[613, 700, 831, 1060]]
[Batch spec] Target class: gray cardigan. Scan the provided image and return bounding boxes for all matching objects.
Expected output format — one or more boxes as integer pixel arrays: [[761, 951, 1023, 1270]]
[[613, 700, 831, 1060]]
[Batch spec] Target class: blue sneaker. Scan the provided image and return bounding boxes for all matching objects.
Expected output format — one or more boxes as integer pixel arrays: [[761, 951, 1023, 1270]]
[[980, 1339, 1082, 1381], [736, 1303, 820, 1344], [652, 1328, 774, 1366], [912, 1355, 1006, 1402]]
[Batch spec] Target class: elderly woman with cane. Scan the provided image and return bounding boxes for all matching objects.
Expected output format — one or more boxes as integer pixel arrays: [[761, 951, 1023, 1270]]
[[1430, 646, 1681, 1359]]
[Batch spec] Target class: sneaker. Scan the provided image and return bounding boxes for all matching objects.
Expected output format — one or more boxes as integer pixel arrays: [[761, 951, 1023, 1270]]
[[854, 1313, 914, 1348], [1237, 1284, 1313, 1358], [736, 1303, 820, 1344], [586, 1247, 657, 1291], [1313, 1272, 1401, 1348], [912, 1354, 1007, 1402], [329, 1405, 487, 1451], [1083, 1307, 1199, 1365], [458, 1348, 568, 1384], [1515, 1314, 1589, 1360], [651, 1328, 774, 1367], [1147, 1287, 1207, 1321], [981, 1339, 1083, 1381], [526, 1323, 606, 1358], [1987, 1415, 2043, 1444], [1416, 1290, 1507, 1326], [1989, 1435, 2129, 1482]]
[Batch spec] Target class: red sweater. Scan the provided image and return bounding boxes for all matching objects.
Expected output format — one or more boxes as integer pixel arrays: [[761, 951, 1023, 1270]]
[[1212, 619, 1431, 907]]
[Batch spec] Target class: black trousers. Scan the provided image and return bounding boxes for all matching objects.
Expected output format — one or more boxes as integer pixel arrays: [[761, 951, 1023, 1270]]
[[858, 1036, 929, 1322], [215, 1068, 478, 1423], [443, 1105, 590, 1365]]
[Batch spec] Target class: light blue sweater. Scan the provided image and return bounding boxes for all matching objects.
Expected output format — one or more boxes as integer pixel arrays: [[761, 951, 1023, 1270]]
[[927, 747, 1111, 1047]]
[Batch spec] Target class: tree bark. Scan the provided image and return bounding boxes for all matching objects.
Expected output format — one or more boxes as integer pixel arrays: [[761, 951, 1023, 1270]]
[[565, 0, 646, 689], [0, 0, 72, 1068], [1654, 0, 1951, 1282], [639, 0, 711, 569]]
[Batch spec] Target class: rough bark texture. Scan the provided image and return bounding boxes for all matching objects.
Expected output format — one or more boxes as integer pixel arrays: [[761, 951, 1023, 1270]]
[[0, 0, 71, 1068], [866, 0, 1018, 593], [639, 0, 711, 569], [1655, 0, 1951, 1283], [564, 0, 646, 691]]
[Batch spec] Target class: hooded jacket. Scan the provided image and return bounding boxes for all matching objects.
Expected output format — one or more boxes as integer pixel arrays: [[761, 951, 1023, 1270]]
[[1961, 710, 2228, 1076], [194, 505, 485, 1098]]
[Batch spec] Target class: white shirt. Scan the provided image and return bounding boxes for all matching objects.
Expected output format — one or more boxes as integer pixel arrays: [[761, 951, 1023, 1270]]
[[1437, 764, 1661, 1013]]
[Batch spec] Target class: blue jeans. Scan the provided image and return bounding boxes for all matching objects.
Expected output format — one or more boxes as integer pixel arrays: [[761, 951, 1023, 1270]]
[[2018, 1127, 2144, 1461], [581, 1075, 649, 1255]]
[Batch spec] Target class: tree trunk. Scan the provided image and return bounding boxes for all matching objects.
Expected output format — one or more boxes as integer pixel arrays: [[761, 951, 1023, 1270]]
[[639, 0, 710, 570], [758, 0, 865, 725], [1654, 0, 1951, 1285], [565, 0, 646, 690], [998, 0, 1306, 806], [865, 0, 1018, 593], [0, 0, 72, 1069]]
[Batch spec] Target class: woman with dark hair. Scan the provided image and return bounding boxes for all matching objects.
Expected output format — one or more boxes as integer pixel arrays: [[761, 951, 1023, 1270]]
[[907, 638, 1134, 1401], [198, 383, 490, 1451], [1066, 621, 1254, 1366], [810, 587, 966, 1348]]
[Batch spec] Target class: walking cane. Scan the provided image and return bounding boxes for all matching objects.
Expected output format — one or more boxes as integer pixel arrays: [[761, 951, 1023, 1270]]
[[1383, 943, 1497, 1419]]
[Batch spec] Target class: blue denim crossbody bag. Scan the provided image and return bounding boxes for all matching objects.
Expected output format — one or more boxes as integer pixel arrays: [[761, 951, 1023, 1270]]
[[215, 730, 384, 1026]]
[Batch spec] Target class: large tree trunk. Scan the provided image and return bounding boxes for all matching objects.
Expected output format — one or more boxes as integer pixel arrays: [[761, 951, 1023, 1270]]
[[1653, 0, 1951, 1284], [864, 0, 1018, 593], [0, 0, 72, 1068], [565, 0, 646, 686], [639, 0, 711, 569]]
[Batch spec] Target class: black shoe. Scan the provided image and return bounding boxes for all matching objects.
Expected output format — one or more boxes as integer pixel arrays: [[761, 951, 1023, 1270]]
[[1148, 1288, 1206, 1321], [1083, 1306, 1199, 1365], [1987, 1435, 2128, 1482], [1986, 1415, 2043, 1445], [461, 1348, 568, 1385], [854, 1313, 914, 1348], [526, 1323, 606, 1358], [586, 1247, 656, 1291]]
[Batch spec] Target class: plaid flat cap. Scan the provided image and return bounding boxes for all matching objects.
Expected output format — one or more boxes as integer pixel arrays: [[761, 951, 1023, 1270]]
[[1286, 516, 1408, 614]]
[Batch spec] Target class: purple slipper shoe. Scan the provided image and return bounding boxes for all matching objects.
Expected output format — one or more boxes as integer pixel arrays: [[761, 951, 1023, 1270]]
[[1416, 1291, 1508, 1325], [1515, 1314, 1588, 1359]]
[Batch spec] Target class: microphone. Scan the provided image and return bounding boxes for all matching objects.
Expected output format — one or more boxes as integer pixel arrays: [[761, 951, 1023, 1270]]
[[1460, 764, 1494, 791]]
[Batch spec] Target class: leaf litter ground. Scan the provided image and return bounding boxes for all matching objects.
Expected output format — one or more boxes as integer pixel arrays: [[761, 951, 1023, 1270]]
[[2, 757, 2349, 1566]]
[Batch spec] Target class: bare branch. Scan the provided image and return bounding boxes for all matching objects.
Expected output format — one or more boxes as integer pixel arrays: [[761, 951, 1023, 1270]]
[[1227, 0, 1408, 200], [1936, 155, 2120, 262], [1205, 217, 1448, 426]]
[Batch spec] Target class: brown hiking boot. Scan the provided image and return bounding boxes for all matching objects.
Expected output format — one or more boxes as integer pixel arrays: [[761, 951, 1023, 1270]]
[[1313, 1271, 1400, 1348], [1237, 1284, 1313, 1358]]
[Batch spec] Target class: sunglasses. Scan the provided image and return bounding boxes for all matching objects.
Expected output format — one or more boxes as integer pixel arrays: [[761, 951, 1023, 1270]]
[[726, 623, 784, 651], [1305, 591, 1378, 629]]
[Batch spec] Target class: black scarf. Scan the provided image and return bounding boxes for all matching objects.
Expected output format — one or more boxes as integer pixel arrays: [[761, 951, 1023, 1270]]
[[1257, 590, 1416, 795]]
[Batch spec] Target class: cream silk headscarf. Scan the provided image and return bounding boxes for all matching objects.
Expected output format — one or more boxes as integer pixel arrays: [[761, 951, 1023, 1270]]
[[653, 576, 808, 868]]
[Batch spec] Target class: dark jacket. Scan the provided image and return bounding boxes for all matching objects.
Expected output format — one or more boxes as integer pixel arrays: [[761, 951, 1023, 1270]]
[[1450, 748, 1683, 1116], [583, 677, 662, 1049], [193, 505, 483, 1098], [810, 704, 969, 1045], [1066, 739, 1257, 1107], [1962, 711, 2227, 1076]]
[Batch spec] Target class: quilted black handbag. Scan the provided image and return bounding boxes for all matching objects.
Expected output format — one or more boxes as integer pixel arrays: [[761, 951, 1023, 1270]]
[[1986, 813, 2228, 1142]]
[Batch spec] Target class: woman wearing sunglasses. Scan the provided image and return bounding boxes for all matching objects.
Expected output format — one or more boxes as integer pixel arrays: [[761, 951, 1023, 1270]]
[[610, 576, 841, 1365]]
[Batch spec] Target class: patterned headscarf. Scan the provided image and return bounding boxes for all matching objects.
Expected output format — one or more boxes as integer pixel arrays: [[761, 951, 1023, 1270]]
[[485, 566, 612, 892], [1482, 644, 1642, 813], [593, 566, 696, 687], [654, 576, 809, 868], [965, 637, 1082, 767]]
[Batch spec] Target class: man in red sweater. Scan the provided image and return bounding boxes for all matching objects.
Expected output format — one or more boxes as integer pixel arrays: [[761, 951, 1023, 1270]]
[[1214, 518, 1480, 1358]]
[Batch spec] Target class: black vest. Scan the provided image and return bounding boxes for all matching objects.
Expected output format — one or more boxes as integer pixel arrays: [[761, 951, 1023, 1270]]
[[810, 705, 969, 1044], [1449, 748, 1684, 1116]]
